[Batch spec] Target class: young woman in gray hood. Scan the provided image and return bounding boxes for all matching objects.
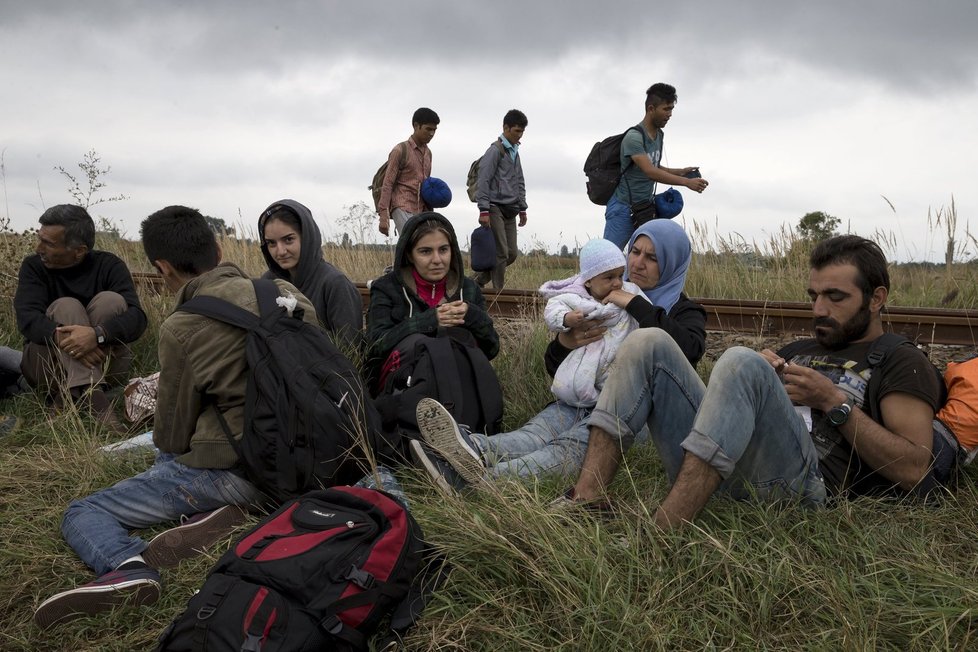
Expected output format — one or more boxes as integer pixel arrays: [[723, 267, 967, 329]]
[[258, 199, 363, 346]]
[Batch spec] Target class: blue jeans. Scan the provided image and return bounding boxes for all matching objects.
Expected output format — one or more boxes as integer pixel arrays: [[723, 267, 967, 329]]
[[603, 196, 633, 250], [471, 401, 592, 478], [587, 330, 827, 505], [61, 453, 264, 575], [353, 465, 410, 509]]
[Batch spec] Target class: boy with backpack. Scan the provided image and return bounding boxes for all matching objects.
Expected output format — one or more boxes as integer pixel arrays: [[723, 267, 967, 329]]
[[602, 83, 708, 249], [376, 107, 440, 237], [34, 206, 394, 630], [471, 109, 529, 290]]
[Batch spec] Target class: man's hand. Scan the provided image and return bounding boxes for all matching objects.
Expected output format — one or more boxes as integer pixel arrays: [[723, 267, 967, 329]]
[[436, 300, 468, 327], [56, 325, 104, 369], [56, 325, 98, 357], [378, 213, 390, 236], [759, 349, 787, 377], [478, 211, 490, 227], [518, 211, 527, 227], [685, 176, 709, 193], [78, 347, 107, 369], [782, 363, 847, 412]]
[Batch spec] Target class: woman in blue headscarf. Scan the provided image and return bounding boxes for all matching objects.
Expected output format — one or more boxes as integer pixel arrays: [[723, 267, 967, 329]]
[[410, 220, 707, 486], [547, 219, 706, 368]]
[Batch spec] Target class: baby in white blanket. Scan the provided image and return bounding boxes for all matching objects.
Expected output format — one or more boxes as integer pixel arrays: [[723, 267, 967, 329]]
[[539, 238, 650, 407]]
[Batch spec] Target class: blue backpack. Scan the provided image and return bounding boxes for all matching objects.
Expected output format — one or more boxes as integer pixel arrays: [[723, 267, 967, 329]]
[[470, 225, 497, 272]]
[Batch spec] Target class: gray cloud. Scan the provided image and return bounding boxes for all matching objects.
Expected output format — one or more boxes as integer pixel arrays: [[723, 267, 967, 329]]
[[4, 1, 976, 90]]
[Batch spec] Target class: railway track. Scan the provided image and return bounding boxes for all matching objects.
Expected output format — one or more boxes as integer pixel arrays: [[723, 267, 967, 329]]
[[131, 272, 978, 346]]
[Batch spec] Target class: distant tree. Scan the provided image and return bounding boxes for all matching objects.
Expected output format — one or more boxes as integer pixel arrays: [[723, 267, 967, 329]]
[[559, 244, 569, 257], [341, 232, 352, 248], [796, 211, 840, 243], [203, 215, 235, 236]]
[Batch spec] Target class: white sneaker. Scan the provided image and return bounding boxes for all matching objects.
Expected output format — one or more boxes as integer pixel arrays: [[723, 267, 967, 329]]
[[415, 398, 487, 484]]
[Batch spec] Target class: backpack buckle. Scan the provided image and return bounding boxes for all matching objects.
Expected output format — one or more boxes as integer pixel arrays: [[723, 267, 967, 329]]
[[321, 614, 344, 635], [346, 565, 376, 589]]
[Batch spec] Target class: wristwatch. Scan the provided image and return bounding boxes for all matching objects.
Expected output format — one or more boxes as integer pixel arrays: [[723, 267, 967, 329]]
[[827, 402, 852, 427], [94, 326, 107, 346]]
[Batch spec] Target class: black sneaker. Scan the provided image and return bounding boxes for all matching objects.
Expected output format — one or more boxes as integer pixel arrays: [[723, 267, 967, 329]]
[[142, 505, 248, 569], [416, 398, 487, 484], [409, 439, 468, 496], [34, 567, 161, 630]]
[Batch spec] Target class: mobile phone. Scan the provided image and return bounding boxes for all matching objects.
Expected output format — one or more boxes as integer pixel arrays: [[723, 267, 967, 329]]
[[684, 168, 702, 179]]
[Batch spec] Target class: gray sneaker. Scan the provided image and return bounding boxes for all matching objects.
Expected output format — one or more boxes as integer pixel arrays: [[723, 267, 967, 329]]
[[416, 398, 487, 484], [142, 505, 248, 569], [409, 439, 467, 496]]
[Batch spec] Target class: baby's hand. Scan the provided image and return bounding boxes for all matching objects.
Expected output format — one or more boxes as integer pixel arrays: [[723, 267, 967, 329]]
[[563, 310, 586, 329]]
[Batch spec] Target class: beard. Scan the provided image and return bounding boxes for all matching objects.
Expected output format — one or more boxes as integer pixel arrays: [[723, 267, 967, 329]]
[[813, 305, 872, 350]]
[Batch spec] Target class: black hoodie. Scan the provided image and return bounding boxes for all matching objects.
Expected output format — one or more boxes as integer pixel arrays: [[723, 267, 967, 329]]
[[366, 212, 499, 367], [259, 199, 362, 342]]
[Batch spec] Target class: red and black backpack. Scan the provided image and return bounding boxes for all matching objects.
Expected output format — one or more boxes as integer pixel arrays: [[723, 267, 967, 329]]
[[157, 486, 442, 651]]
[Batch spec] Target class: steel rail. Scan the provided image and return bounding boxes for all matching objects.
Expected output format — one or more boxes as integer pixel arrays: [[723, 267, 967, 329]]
[[131, 272, 978, 346]]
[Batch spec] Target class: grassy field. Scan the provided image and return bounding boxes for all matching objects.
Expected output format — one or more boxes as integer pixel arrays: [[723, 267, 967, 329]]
[[1, 228, 978, 650]]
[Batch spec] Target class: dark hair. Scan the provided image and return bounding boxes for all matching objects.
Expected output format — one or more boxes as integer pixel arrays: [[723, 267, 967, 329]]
[[412, 107, 440, 126], [408, 218, 454, 252], [38, 204, 95, 249], [260, 207, 302, 237], [141, 205, 220, 276], [810, 235, 890, 297], [503, 109, 528, 128], [645, 83, 678, 108]]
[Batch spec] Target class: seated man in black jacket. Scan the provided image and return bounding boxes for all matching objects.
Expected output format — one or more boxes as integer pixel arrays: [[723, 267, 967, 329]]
[[14, 205, 146, 430]]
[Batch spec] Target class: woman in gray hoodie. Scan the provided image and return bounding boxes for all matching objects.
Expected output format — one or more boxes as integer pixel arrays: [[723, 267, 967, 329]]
[[258, 199, 363, 346]]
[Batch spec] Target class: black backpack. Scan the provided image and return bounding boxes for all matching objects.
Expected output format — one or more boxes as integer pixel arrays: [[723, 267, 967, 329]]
[[373, 329, 503, 447], [157, 486, 443, 652], [583, 125, 644, 205], [178, 279, 384, 505]]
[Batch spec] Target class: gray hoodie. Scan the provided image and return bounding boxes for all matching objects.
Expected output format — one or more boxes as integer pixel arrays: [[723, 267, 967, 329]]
[[259, 199, 363, 342]]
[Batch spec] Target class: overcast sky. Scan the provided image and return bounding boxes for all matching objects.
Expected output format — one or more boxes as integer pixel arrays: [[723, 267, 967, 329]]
[[2, 1, 976, 263]]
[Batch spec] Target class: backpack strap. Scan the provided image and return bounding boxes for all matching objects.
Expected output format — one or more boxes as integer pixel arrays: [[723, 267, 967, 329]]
[[860, 333, 912, 423], [452, 339, 503, 435], [494, 138, 507, 160], [620, 125, 649, 205], [176, 282, 287, 498], [177, 294, 261, 331], [177, 279, 285, 330], [417, 335, 466, 418]]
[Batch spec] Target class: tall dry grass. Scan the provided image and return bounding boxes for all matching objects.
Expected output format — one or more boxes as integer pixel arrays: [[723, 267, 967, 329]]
[[2, 211, 978, 650]]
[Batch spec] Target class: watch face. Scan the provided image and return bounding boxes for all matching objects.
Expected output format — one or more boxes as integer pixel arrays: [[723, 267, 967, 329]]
[[828, 404, 850, 426]]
